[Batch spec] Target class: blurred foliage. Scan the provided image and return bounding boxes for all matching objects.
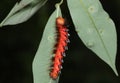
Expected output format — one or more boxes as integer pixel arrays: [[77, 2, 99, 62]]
[[0, 0, 120, 83]]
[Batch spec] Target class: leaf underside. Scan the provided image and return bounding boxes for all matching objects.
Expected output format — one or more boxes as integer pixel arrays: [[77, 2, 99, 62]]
[[0, 0, 47, 27], [67, 0, 118, 75], [32, 8, 62, 83]]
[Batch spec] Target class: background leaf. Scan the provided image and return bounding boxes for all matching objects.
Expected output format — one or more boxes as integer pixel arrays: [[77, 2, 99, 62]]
[[32, 8, 62, 83], [0, 0, 47, 26], [67, 0, 118, 75]]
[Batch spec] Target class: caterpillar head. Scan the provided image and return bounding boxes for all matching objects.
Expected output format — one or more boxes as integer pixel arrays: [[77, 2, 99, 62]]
[[56, 17, 65, 26]]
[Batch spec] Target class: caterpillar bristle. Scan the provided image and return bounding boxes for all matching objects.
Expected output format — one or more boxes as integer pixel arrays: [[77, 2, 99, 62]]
[[60, 66, 63, 69], [67, 33, 70, 36], [61, 59, 64, 63], [51, 56, 55, 61], [66, 39, 70, 43], [62, 52, 66, 57], [64, 46, 68, 50]]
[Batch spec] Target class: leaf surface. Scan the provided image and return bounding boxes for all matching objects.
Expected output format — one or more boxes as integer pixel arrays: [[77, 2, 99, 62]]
[[67, 0, 118, 75], [32, 8, 61, 83], [0, 0, 47, 26]]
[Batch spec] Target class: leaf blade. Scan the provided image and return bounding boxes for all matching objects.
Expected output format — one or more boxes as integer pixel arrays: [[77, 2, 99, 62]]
[[67, 0, 118, 75], [32, 9, 61, 83], [0, 0, 47, 26]]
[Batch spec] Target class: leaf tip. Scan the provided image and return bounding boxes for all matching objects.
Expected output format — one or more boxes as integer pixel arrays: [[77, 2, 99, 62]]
[[110, 64, 119, 76], [114, 68, 119, 76]]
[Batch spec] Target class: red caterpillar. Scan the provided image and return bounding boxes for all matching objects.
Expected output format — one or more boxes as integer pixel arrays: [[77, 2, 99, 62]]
[[49, 17, 69, 79]]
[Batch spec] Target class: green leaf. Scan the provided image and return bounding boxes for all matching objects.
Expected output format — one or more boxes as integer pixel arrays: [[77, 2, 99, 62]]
[[67, 0, 118, 75], [32, 9, 62, 83], [0, 0, 47, 27]]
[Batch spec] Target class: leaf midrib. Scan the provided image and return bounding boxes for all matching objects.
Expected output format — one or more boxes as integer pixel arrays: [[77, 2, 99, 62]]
[[79, 0, 114, 67]]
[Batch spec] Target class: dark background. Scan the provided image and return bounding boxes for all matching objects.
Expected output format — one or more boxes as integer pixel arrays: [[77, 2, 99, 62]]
[[0, 0, 120, 83]]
